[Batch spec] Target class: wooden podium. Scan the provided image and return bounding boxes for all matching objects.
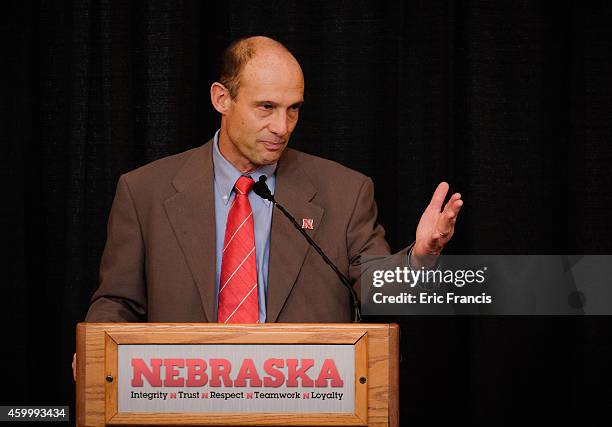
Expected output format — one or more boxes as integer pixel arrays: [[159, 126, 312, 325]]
[[76, 323, 399, 426]]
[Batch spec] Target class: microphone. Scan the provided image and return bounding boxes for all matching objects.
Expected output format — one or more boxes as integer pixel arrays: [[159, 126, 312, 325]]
[[253, 175, 361, 322], [252, 176, 274, 201]]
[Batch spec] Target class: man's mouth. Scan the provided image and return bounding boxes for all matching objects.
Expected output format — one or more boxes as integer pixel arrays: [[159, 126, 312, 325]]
[[259, 140, 285, 151]]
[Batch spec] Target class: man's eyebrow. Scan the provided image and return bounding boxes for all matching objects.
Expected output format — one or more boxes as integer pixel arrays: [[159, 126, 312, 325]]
[[254, 100, 278, 106], [253, 100, 303, 108]]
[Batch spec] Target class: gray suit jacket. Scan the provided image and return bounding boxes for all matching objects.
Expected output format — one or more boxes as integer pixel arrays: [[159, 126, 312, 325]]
[[85, 140, 403, 323]]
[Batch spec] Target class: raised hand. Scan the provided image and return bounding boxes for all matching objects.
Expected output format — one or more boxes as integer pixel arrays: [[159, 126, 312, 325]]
[[412, 182, 463, 268]]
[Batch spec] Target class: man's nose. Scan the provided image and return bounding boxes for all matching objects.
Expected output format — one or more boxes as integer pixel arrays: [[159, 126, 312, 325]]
[[268, 110, 289, 137]]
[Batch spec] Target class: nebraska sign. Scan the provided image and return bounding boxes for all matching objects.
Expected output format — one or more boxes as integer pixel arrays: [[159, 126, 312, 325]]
[[117, 344, 355, 413]]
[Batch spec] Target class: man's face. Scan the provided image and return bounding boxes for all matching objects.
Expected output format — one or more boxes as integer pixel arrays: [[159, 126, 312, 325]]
[[219, 53, 304, 172]]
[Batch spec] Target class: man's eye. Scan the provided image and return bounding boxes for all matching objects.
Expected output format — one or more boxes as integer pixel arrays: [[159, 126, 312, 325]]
[[261, 104, 273, 110]]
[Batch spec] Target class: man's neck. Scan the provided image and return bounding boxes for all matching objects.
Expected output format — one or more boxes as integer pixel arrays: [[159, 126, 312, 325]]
[[217, 129, 257, 174]]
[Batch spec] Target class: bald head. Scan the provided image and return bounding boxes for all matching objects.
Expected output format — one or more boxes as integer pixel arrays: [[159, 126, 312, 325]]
[[211, 36, 304, 172], [218, 36, 303, 99]]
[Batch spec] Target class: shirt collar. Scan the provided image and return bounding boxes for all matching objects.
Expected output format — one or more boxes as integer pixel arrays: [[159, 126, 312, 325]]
[[212, 130, 277, 205]]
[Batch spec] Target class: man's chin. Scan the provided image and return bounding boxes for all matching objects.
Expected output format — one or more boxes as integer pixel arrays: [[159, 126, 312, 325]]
[[258, 149, 286, 165], [258, 155, 282, 166]]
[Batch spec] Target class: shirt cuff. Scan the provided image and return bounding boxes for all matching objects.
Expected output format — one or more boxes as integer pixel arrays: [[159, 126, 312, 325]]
[[408, 246, 441, 271]]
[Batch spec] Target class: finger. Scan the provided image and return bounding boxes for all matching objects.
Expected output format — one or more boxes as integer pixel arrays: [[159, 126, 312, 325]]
[[445, 197, 463, 216], [428, 182, 450, 212], [442, 193, 462, 214], [437, 204, 459, 236]]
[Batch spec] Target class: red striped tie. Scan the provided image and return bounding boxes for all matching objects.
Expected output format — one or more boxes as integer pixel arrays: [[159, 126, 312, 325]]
[[217, 176, 259, 323]]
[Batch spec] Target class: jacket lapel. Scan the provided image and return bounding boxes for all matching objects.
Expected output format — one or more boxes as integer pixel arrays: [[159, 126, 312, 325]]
[[163, 141, 217, 322], [266, 150, 324, 322]]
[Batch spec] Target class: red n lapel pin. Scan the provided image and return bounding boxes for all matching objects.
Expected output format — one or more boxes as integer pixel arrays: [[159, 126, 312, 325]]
[[301, 218, 314, 230]]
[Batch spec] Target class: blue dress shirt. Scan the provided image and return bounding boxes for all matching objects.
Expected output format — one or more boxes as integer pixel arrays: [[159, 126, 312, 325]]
[[212, 131, 276, 323]]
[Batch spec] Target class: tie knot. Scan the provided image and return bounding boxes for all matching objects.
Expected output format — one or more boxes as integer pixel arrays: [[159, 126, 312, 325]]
[[234, 175, 254, 195]]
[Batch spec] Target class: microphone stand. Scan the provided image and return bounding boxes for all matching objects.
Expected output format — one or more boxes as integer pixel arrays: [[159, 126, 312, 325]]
[[253, 175, 362, 322]]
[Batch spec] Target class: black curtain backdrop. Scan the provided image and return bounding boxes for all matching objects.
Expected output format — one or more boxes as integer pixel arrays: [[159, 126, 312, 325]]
[[4, 0, 612, 425]]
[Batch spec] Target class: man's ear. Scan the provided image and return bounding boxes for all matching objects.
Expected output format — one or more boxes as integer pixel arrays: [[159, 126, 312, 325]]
[[210, 82, 231, 114]]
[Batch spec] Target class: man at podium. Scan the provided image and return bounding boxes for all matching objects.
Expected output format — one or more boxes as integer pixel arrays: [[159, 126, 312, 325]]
[[83, 35, 463, 325]]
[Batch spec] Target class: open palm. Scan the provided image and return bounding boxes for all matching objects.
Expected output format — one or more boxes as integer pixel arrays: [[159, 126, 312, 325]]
[[413, 182, 463, 266]]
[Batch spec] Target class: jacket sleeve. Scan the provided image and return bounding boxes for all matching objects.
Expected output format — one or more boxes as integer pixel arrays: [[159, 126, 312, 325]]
[[346, 177, 412, 303], [85, 174, 147, 322]]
